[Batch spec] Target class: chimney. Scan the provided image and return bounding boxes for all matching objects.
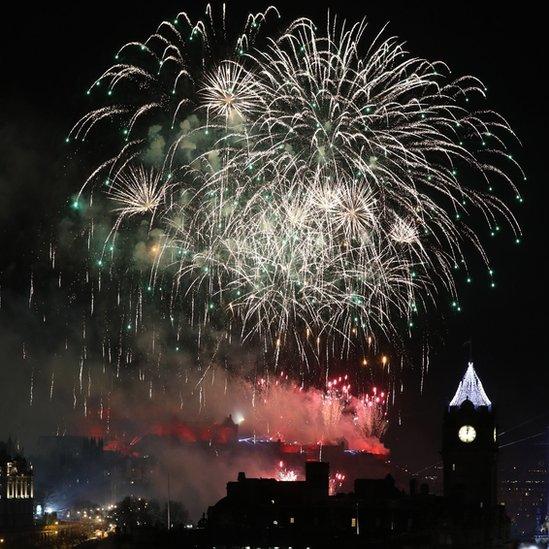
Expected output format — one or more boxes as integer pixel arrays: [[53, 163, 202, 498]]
[[409, 477, 417, 497], [305, 461, 329, 499]]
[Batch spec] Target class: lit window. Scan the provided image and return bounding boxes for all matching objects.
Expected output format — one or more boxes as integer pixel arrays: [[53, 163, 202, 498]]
[[351, 518, 357, 528], [290, 517, 295, 524]]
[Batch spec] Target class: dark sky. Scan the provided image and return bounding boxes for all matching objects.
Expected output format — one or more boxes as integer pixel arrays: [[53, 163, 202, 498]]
[[0, 1, 546, 474]]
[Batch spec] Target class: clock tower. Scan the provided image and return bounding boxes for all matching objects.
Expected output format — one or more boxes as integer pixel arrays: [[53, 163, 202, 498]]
[[442, 362, 497, 508]]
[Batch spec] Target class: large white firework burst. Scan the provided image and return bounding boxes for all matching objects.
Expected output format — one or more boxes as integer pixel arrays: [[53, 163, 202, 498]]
[[70, 5, 523, 352]]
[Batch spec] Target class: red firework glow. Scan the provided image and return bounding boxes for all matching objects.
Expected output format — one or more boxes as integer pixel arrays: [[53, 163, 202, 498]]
[[268, 463, 362, 497], [101, 416, 239, 455], [271, 462, 351, 496], [75, 370, 389, 457]]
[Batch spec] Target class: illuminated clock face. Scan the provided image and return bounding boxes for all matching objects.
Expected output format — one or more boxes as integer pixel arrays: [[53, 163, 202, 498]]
[[458, 425, 476, 443]]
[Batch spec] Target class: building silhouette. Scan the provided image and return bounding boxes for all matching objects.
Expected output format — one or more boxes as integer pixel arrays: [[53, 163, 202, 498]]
[[0, 438, 34, 530], [205, 363, 511, 548]]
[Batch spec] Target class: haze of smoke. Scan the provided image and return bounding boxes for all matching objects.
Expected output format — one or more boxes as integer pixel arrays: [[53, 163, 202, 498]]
[[72, 363, 388, 454]]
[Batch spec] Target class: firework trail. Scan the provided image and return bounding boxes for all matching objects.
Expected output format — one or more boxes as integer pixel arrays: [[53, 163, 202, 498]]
[[354, 387, 389, 441], [69, 4, 522, 357], [321, 376, 351, 434]]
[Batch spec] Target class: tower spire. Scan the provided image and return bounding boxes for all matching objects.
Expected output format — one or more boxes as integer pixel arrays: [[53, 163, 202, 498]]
[[449, 362, 491, 409]]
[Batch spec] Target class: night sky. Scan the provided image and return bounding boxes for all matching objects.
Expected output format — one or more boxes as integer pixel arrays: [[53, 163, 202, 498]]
[[0, 1, 546, 477]]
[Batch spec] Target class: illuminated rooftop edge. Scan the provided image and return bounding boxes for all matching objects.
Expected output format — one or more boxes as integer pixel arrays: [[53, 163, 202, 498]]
[[449, 362, 492, 409]]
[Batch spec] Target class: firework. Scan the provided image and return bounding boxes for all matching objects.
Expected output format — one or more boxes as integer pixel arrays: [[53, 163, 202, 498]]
[[248, 374, 387, 450], [70, 5, 522, 354], [276, 461, 299, 482], [353, 387, 389, 441], [329, 471, 346, 495], [108, 165, 166, 221], [321, 376, 351, 434]]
